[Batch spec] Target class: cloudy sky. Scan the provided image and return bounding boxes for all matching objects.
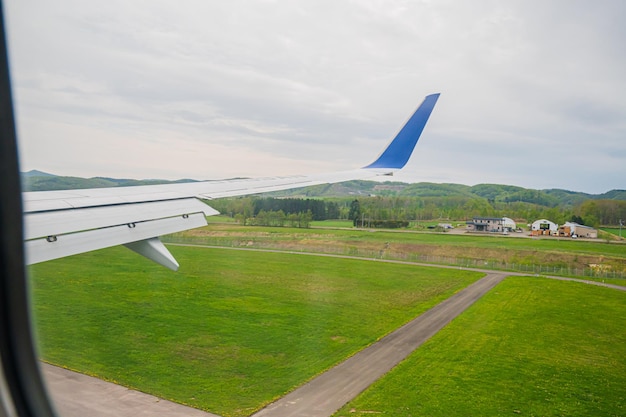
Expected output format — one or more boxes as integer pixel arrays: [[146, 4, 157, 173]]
[[4, 0, 625, 193]]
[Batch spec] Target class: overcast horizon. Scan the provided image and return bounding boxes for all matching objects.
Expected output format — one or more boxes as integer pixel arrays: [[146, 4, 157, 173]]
[[5, 1, 625, 194]]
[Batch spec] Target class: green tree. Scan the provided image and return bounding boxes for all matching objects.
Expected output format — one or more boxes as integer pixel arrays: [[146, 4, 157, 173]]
[[326, 201, 340, 219], [348, 199, 361, 226]]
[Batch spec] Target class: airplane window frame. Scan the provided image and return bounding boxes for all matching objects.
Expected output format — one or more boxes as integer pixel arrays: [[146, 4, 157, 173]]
[[0, 2, 57, 416]]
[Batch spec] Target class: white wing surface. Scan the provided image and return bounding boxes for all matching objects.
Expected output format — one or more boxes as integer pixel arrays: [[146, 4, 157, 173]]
[[23, 93, 440, 270]]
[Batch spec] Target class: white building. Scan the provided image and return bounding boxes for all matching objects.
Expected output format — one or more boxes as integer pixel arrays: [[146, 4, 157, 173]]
[[559, 222, 598, 238], [466, 217, 517, 233], [466, 217, 505, 233], [502, 217, 516, 231], [531, 219, 558, 236]]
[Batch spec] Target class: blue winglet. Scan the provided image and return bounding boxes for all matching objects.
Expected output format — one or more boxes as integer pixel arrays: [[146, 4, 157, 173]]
[[364, 93, 440, 169]]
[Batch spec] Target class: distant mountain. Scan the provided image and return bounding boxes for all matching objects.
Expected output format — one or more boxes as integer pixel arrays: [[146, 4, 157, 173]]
[[21, 169, 55, 178], [270, 180, 625, 207], [399, 182, 475, 198], [20, 171, 625, 206], [598, 189, 626, 200], [543, 189, 591, 207], [20, 171, 197, 192]]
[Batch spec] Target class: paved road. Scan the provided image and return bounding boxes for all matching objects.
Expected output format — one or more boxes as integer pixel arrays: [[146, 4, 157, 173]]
[[42, 363, 221, 417], [252, 273, 506, 417]]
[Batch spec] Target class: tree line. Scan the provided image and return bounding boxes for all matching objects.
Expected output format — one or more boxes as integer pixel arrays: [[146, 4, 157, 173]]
[[208, 195, 626, 228]]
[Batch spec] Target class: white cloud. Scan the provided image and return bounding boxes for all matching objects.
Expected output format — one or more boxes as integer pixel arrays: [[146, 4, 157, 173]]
[[5, 0, 626, 193]]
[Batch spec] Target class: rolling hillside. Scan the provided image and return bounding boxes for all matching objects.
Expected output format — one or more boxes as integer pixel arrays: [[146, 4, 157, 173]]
[[21, 170, 624, 204]]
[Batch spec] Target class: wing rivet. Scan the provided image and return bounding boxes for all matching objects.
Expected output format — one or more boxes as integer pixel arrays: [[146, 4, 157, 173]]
[[46, 236, 57, 243], [182, 214, 189, 219], [128, 223, 136, 228]]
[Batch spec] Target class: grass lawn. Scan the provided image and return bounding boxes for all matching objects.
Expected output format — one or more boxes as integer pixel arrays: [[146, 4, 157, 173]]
[[335, 276, 626, 417], [601, 227, 625, 240], [310, 219, 354, 228], [29, 245, 481, 417]]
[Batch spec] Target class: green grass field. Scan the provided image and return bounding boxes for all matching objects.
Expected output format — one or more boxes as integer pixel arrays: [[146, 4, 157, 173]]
[[335, 276, 626, 417], [29, 223, 626, 417], [601, 227, 625, 240], [29, 245, 481, 417], [310, 219, 354, 228]]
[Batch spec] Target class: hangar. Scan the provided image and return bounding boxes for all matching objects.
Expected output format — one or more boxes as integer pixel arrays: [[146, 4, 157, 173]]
[[531, 219, 558, 236], [559, 222, 598, 238]]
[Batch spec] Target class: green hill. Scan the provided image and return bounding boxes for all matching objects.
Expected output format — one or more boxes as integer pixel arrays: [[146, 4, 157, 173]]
[[21, 172, 197, 191]]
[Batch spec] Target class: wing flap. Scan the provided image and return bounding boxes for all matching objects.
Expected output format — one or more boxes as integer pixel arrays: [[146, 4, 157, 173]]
[[25, 212, 207, 265], [24, 198, 216, 240]]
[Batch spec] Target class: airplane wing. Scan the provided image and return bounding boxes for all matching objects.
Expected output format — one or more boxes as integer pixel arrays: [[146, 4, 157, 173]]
[[22, 93, 440, 270]]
